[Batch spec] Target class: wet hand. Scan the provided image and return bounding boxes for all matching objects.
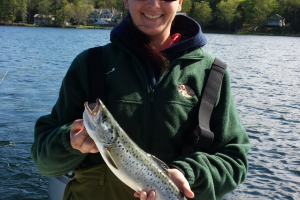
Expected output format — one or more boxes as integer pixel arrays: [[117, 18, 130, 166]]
[[134, 190, 155, 200], [70, 119, 99, 153]]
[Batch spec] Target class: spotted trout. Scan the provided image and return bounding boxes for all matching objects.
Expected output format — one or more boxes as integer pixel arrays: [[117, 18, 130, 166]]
[[83, 99, 186, 200]]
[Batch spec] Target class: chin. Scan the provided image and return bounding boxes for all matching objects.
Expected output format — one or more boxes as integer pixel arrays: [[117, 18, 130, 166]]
[[137, 26, 164, 37]]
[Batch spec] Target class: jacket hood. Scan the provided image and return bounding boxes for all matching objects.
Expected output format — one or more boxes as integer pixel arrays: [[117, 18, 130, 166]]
[[110, 14, 207, 58]]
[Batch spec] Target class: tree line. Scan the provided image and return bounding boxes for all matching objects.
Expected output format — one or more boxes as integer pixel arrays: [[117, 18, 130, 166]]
[[183, 0, 300, 32], [0, 0, 299, 32]]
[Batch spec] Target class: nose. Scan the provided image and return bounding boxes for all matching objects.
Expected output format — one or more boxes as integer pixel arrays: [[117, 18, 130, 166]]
[[147, 0, 160, 9]]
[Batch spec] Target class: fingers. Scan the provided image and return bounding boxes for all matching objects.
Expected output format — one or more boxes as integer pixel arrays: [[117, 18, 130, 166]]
[[147, 191, 155, 200], [134, 191, 155, 200], [70, 119, 99, 153], [134, 192, 140, 198]]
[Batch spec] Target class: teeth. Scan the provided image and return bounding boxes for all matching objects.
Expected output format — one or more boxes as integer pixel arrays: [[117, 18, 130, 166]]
[[144, 13, 162, 19]]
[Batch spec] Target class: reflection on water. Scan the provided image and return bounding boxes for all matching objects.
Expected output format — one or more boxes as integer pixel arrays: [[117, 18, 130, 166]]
[[0, 26, 300, 199]]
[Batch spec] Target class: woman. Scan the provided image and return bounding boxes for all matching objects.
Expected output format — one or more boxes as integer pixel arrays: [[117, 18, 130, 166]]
[[31, 0, 251, 199]]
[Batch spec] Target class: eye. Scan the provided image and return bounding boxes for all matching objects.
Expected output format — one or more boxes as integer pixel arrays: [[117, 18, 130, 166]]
[[103, 115, 108, 121]]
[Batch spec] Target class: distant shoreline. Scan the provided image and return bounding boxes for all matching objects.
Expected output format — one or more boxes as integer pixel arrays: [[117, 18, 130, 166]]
[[1, 24, 299, 37], [202, 30, 300, 37], [0, 23, 113, 30]]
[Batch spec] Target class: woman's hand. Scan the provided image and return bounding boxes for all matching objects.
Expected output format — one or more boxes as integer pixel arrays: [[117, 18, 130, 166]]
[[134, 168, 194, 199], [70, 119, 99, 153], [169, 168, 194, 198]]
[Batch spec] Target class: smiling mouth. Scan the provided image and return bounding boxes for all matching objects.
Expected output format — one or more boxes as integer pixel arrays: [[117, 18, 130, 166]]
[[143, 13, 163, 19]]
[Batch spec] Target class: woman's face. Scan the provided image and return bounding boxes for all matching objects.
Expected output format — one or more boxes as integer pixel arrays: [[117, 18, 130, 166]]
[[125, 0, 183, 40]]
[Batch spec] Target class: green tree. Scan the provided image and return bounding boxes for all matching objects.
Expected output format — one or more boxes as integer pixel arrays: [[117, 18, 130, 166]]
[[216, 0, 241, 31], [38, 0, 52, 24], [26, 0, 39, 24], [192, 1, 213, 27], [2, 0, 19, 23], [19, 0, 27, 23], [96, 1, 107, 8], [240, 0, 256, 28], [105, 0, 116, 8], [182, 0, 192, 15], [53, 0, 69, 26], [253, 0, 276, 31], [0, 0, 5, 22], [70, 0, 94, 26], [286, 0, 300, 22]]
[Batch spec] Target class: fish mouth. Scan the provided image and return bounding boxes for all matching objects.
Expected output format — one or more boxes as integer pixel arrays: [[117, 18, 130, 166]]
[[84, 98, 107, 131], [84, 99, 106, 116]]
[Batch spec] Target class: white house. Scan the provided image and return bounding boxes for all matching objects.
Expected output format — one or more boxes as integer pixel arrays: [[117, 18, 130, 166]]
[[88, 8, 122, 24], [268, 14, 285, 27], [34, 14, 55, 25]]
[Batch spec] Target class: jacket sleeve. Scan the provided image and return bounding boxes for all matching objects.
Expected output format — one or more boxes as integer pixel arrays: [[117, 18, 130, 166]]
[[31, 50, 91, 177], [168, 70, 251, 200]]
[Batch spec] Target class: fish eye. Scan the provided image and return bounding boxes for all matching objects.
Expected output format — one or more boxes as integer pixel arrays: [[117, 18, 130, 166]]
[[103, 115, 108, 121]]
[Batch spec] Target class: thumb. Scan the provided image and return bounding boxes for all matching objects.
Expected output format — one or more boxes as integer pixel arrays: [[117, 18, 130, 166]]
[[181, 181, 194, 198], [71, 119, 89, 141]]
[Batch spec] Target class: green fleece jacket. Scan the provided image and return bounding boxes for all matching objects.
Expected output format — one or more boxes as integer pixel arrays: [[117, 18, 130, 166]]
[[31, 42, 250, 200]]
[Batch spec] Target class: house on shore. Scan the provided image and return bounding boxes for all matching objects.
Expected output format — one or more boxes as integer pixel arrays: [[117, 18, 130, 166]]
[[88, 7, 122, 26], [34, 14, 55, 25], [268, 14, 285, 27]]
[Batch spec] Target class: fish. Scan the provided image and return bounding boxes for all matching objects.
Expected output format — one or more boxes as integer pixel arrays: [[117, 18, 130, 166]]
[[83, 99, 187, 200]]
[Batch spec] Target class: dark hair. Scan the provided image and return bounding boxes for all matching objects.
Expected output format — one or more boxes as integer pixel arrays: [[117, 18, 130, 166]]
[[124, 13, 169, 75]]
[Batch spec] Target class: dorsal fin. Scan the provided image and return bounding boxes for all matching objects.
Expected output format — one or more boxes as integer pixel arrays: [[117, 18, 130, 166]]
[[147, 154, 170, 177]]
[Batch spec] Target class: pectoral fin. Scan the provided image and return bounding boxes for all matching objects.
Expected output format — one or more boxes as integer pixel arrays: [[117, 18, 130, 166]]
[[104, 148, 119, 170]]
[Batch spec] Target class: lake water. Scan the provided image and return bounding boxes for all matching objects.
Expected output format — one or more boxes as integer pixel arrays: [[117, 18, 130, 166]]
[[0, 26, 300, 200]]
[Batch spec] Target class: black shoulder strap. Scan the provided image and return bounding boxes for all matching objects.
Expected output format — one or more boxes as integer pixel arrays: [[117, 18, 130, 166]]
[[88, 46, 106, 104], [182, 58, 227, 154]]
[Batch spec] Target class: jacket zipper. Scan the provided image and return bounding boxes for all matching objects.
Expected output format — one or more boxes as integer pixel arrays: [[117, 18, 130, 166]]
[[148, 60, 179, 154], [149, 88, 155, 153]]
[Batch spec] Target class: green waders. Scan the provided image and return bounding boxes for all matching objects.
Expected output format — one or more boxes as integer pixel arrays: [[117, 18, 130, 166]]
[[63, 164, 137, 200]]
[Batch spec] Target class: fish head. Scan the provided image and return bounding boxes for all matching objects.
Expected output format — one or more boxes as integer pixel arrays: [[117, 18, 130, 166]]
[[83, 99, 118, 144]]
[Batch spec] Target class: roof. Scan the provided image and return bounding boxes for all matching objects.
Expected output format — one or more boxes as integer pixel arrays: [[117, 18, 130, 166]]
[[34, 14, 54, 18], [93, 7, 122, 15], [270, 14, 283, 19]]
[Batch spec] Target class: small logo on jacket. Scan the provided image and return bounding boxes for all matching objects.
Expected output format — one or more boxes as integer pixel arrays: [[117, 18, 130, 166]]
[[104, 68, 115, 75], [178, 85, 195, 98]]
